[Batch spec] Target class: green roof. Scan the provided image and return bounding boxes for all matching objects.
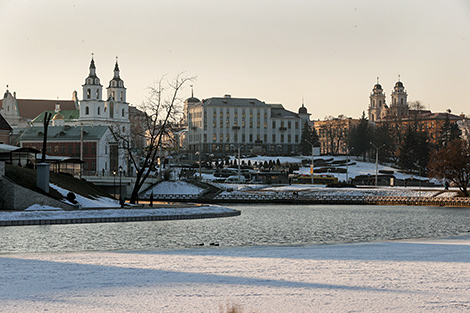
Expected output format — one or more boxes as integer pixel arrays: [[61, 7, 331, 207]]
[[19, 125, 111, 142], [31, 110, 79, 124]]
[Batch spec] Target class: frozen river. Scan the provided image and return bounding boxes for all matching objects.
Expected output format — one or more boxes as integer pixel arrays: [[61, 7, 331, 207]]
[[1, 204, 470, 254]]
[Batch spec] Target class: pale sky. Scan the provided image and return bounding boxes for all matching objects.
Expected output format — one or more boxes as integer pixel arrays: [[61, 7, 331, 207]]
[[1, 0, 470, 120]]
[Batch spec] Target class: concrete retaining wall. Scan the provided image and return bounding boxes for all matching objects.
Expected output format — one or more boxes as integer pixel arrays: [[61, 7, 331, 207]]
[[0, 175, 73, 211], [152, 193, 470, 207], [0, 210, 241, 227]]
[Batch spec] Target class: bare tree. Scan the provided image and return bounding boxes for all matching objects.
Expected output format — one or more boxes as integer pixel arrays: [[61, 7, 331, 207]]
[[113, 73, 195, 203], [428, 138, 470, 197], [40, 112, 53, 163]]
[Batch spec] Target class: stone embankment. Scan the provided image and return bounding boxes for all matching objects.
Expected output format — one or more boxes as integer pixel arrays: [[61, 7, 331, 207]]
[[0, 210, 241, 227], [153, 193, 470, 207]]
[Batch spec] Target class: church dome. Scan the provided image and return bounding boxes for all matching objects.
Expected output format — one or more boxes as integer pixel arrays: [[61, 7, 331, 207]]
[[52, 112, 65, 120], [374, 83, 382, 90], [185, 96, 200, 104], [298, 105, 307, 114], [395, 81, 404, 88]]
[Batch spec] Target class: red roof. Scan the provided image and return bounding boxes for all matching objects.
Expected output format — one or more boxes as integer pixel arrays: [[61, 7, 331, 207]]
[[0, 99, 77, 120]]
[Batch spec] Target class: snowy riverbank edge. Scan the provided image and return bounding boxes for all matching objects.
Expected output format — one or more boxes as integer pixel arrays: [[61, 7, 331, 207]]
[[1, 235, 469, 312], [0, 205, 240, 226]]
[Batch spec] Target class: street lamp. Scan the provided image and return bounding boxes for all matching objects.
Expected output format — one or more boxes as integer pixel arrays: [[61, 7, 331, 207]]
[[304, 140, 317, 185], [231, 144, 246, 183], [119, 165, 123, 203], [113, 170, 116, 199], [346, 147, 354, 183], [370, 142, 385, 186], [195, 151, 201, 180]]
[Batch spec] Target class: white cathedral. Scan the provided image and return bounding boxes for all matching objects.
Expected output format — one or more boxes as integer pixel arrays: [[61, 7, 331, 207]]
[[368, 77, 408, 123], [78, 57, 130, 137], [15, 57, 133, 176]]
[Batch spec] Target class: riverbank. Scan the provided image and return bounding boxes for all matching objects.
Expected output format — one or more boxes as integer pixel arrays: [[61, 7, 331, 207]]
[[0, 205, 240, 227], [1, 235, 469, 312], [149, 182, 470, 207]]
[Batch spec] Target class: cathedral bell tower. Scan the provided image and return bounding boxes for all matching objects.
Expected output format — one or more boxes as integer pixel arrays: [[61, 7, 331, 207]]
[[368, 78, 386, 123], [390, 76, 408, 117], [107, 59, 126, 103], [80, 56, 104, 122]]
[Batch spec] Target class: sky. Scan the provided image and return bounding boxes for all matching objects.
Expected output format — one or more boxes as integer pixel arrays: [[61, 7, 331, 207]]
[[1, 0, 470, 120]]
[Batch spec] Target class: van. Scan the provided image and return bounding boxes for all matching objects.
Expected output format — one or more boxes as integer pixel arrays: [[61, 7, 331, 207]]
[[224, 175, 246, 183]]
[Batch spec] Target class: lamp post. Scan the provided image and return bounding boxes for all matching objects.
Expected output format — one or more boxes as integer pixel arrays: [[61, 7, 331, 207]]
[[370, 142, 385, 186], [119, 165, 123, 201], [113, 170, 116, 199], [304, 140, 317, 185], [231, 144, 245, 183], [346, 147, 354, 183], [195, 151, 201, 180]]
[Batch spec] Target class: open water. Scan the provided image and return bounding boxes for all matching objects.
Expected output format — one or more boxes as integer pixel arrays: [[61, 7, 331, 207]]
[[1, 204, 469, 254]]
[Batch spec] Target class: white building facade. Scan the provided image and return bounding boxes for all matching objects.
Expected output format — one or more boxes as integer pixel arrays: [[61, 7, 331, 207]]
[[187, 95, 304, 156]]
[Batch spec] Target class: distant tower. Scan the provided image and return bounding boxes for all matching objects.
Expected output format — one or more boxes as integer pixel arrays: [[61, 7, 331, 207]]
[[389, 75, 408, 117], [298, 98, 310, 125], [79, 56, 104, 122], [183, 85, 200, 124], [79, 56, 129, 128], [106, 58, 128, 123], [0, 86, 20, 127], [368, 78, 387, 123]]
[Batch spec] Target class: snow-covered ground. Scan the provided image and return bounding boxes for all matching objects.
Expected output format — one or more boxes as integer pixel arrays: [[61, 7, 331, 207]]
[[141, 180, 204, 197], [0, 205, 235, 221], [1, 236, 469, 312], [51, 183, 119, 208], [200, 155, 438, 184]]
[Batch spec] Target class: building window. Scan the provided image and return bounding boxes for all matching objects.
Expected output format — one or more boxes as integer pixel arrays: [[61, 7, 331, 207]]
[[85, 106, 89, 115], [295, 135, 299, 142], [264, 121, 267, 128], [120, 92, 123, 101], [272, 121, 276, 128], [249, 134, 253, 142], [295, 122, 299, 129], [288, 134, 291, 143], [220, 133, 223, 141], [242, 134, 246, 142], [264, 134, 267, 142], [242, 120, 246, 127], [288, 121, 291, 129], [281, 134, 284, 143], [226, 133, 229, 142], [250, 120, 253, 128], [213, 134, 217, 141], [204, 134, 207, 142], [272, 134, 276, 142], [96, 89, 100, 99], [97, 107, 100, 115], [122, 109, 125, 117], [87, 89, 91, 99]]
